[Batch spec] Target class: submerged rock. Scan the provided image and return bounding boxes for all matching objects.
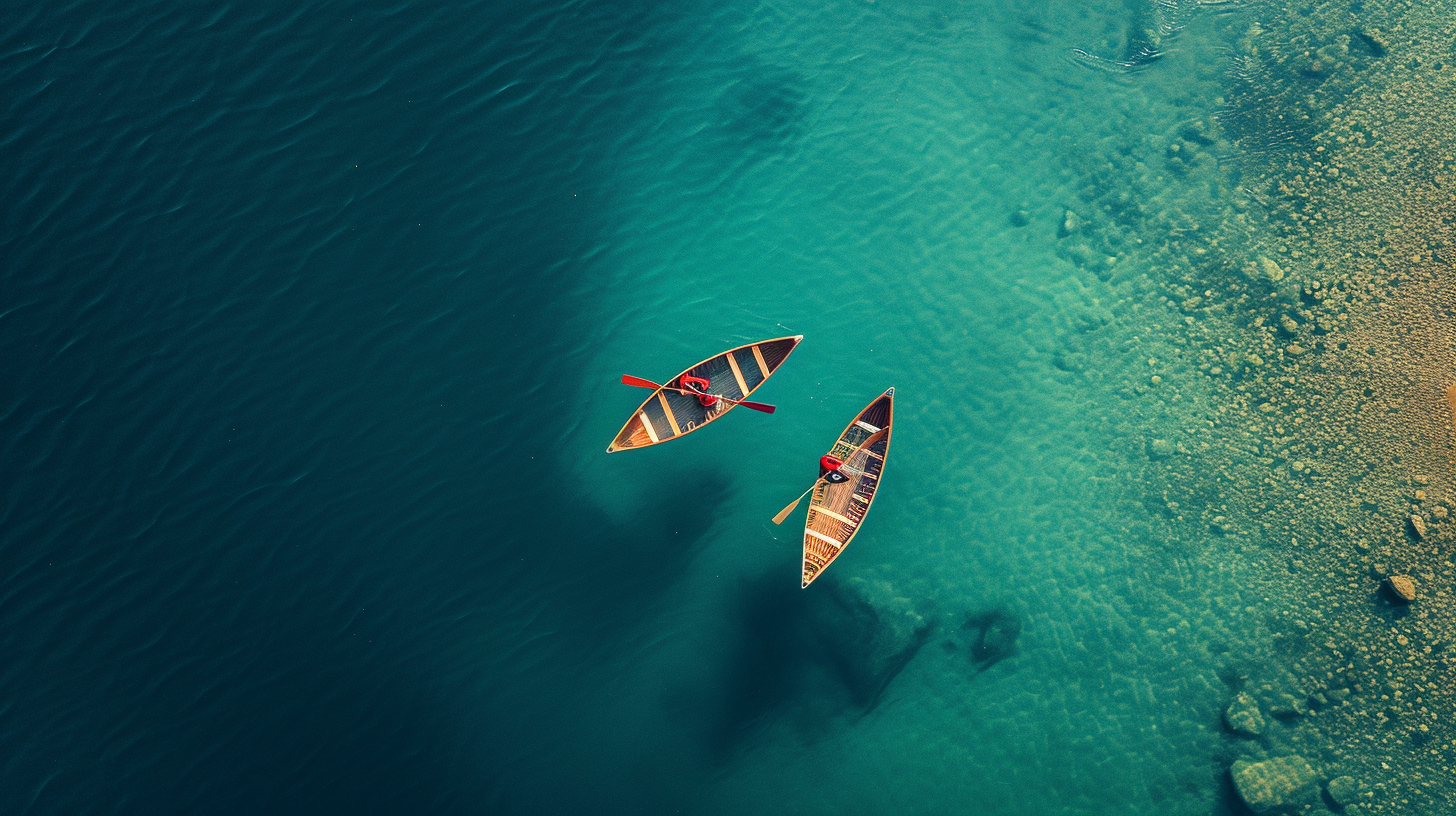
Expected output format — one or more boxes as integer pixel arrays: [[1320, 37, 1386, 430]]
[[1257, 255, 1286, 282], [1352, 29, 1388, 58], [1408, 514, 1428, 540], [963, 608, 1021, 672], [1058, 209, 1084, 238], [1230, 755, 1320, 814], [1224, 692, 1266, 736], [1385, 574, 1417, 603], [1269, 692, 1308, 719], [1327, 775, 1361, 808]]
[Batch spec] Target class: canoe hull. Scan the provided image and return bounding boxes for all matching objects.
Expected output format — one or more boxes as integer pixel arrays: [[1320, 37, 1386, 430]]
[[607, 335, 802, 452], [802, 388, 893, 588]]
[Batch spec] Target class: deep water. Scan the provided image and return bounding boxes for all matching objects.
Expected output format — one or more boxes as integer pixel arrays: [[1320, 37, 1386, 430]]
[[2, 1, 1295, 814]]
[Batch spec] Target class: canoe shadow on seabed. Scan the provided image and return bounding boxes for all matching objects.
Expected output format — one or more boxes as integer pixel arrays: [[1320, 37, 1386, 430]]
[[682, 571, 938, 757]]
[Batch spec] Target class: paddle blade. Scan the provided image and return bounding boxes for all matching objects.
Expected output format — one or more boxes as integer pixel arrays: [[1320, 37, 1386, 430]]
[[771, 496, 802, 525], [772, 484, 815, 525], [621, 374, 663, 390], [735, 400, 776, 414]]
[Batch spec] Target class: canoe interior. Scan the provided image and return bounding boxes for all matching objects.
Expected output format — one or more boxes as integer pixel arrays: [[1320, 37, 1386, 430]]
[[802, 388, 893, 588], [607, 336, 801, 452]]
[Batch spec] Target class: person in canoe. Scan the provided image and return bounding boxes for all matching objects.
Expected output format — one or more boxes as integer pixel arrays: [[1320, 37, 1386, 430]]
[[678, 375, 726, 413], [819, 453, 850, 484]]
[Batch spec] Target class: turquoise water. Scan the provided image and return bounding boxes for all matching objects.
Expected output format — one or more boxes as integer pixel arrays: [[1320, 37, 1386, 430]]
[[1, 1, 1294, 813]]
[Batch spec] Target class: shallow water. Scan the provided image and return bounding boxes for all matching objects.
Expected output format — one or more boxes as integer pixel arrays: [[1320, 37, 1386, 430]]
[[1, 1, 1323, 813]]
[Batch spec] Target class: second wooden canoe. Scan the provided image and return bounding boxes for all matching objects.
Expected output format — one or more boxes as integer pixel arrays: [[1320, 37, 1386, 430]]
[[801, 387, 893, 588], [606, 335, 802, 453]]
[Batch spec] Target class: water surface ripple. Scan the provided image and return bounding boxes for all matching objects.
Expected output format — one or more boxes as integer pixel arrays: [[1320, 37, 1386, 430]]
[[2, 0, 1287, 814]]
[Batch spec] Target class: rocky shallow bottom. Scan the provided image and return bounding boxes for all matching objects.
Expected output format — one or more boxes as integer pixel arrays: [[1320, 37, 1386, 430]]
[[666, 1, 1455, 811], [1054, 0, 1456, 811]]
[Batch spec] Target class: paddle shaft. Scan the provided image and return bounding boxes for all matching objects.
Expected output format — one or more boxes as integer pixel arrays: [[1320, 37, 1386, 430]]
[[771, 482, 820, 525], [771, 468, 855, 525], [620, 375, 776, 413], [770, 427, 887, 525]]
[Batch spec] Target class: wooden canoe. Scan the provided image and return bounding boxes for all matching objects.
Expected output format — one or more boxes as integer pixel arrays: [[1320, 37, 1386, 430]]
[[606, 335, 803, 453], [801, 388, 893, 588]]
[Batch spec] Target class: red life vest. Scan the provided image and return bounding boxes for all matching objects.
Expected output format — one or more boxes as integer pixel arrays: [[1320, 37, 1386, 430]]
[[819, 454, 844, 477], [679, 375, 718, 407]]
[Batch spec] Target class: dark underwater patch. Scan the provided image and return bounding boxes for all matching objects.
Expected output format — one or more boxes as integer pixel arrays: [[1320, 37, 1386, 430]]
[[701, 573, 935, 754], [963, 607, 1022, 673], [708, 60, 809, 160]]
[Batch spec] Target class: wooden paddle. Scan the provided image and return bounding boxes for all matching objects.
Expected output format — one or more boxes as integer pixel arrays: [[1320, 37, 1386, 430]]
[[621, 375, 776, 414], [771, 428, 887, 525], [771, 484, 819, 525]]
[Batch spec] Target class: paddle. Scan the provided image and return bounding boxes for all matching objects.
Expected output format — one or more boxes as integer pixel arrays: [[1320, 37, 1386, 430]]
[[620, 375, 776, 414], [771, 428, 887, 525], [771, 484, 818, 525]]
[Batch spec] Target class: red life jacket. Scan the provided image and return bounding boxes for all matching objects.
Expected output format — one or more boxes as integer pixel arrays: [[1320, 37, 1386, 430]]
[[679, 375, 718, 407], [819, 454, 845, 480]]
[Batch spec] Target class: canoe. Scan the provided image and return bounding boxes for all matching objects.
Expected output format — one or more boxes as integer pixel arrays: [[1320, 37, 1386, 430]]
[[606, 335, 803, 453], [801, 388, 893, 588]]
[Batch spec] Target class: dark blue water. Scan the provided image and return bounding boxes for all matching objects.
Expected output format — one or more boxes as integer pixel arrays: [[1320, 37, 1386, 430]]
[[2, 2, 677, 812], [3, 0, 1303, 813]]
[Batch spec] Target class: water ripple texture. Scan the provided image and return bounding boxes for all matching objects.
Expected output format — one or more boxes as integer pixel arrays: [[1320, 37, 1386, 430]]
[[0, 0, 1328, 814]]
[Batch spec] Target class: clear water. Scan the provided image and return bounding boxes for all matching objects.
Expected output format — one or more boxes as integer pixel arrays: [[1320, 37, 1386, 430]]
[[1, 0, 1305, 813]]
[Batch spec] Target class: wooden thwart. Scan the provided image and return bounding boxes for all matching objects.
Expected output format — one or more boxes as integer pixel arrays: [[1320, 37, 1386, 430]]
[[810, 506, 855, 525], [751, 344, 771, 379], [806, 529, 843, 548], [726, 352, 750, 398], [639, 412, 659, 444], [657, 393, 682, 436]]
